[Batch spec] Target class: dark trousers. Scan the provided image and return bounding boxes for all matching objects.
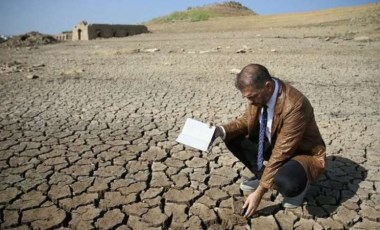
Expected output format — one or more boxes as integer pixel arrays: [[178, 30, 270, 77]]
[[226, 135, 308, 197]]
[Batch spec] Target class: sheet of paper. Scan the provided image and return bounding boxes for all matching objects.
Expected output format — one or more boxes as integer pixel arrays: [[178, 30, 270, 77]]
[[176, 118, 216, 151]]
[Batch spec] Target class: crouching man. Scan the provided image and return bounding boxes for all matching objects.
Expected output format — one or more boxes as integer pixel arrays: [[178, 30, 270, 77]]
[[212, 64, 326, 218]]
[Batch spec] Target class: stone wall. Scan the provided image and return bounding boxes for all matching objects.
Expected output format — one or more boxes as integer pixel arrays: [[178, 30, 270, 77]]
[[72, 21, 148, 41], [72, 22, 90, 41], [88, 24, 148, 40], [56, 32, 72, 41]]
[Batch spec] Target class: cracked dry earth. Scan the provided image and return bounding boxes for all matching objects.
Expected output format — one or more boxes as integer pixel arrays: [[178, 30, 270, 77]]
[[0, 29, 379, 230]]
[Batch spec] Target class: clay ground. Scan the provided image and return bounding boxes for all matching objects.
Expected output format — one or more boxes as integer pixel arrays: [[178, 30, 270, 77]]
[[1, 7, 380, 229]]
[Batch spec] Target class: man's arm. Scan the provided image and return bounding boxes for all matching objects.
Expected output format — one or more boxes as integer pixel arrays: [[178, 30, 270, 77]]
[[210, 105, 251, 143], [220, 105, 252, 141]]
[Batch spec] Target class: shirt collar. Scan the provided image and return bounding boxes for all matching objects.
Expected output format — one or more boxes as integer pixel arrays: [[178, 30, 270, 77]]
[[266, 79, 279, 109]]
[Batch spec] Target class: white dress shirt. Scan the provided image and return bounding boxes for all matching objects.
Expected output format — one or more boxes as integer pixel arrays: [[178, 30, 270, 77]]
[[261, 79, 279, 143]]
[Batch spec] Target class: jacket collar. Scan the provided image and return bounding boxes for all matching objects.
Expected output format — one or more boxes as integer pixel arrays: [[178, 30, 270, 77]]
[[271, 78, 285, 137], [274, 78, 285, 115]]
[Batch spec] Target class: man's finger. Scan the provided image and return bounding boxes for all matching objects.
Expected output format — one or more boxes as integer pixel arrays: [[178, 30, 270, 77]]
[[245, 205, 256, 218], [242, 199, 248, 209], [247, 208, 255, 218], [240, 199, 248, 215], [244, 203, 253, 218]]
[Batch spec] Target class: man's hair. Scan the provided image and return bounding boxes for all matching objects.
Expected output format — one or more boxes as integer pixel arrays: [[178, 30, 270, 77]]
[[235, 64, 272, 90]]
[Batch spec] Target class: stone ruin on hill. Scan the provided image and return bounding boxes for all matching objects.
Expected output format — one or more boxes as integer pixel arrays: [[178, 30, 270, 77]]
[[71, 21, 149, 41]]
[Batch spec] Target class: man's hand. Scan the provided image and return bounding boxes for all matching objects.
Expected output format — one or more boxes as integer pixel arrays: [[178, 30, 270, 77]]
[[242, 185, 267, 218], [210, 125, 224, 144]]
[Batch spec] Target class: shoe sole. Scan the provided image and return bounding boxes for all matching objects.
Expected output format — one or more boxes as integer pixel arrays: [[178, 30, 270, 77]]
[[240, 183, 258, 192], [282, 202, 301, 209]]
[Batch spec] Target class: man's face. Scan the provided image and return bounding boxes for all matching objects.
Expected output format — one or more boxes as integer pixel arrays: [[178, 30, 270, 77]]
[[241, 83, 271, 107]]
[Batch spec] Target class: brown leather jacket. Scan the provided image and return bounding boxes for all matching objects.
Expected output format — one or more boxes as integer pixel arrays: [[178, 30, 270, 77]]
[[223, 79, 326, 189]]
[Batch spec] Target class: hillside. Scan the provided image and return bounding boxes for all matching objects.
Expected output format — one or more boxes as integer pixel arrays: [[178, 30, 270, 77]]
[[149, 1, 256, 23], [0, 31, 58, 47], [147, 3, 380, 40]]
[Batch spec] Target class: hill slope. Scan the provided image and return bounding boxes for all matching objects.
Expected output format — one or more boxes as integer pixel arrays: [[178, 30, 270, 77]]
[[149, 1, 256, 23], [147, 3, 380, 40], [1, 32, 58, 47]]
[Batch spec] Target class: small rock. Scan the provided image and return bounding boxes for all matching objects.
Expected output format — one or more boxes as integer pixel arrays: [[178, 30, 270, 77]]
[[236, 49, 246, 53], [271, 48, 277, 52], [26, 74, 39, 79], [354, 36, 370, 42], [324, 37, 330, 41], [230, 68, 241, 74], [199, 50, 211, 54], [30, 63, 45, 68], [142, 48, 160, 53]]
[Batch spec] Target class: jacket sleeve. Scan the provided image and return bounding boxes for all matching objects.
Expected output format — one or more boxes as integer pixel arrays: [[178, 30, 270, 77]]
[[222, 106, 250, 142], [259, 97, 311, 189]]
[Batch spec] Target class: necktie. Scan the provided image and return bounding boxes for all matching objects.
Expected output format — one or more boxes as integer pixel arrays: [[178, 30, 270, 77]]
[[257, 106, 268, 171]]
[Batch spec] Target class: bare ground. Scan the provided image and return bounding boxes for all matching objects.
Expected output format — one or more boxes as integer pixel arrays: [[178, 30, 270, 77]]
[[0, 4, 379, 229]]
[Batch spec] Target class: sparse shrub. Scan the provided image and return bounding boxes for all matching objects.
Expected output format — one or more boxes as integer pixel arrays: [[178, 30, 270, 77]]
[[162, 10, 210, 23], [20, 35, 28, 41], [222, 1, 250, 11], [189, 11, 210, 22]]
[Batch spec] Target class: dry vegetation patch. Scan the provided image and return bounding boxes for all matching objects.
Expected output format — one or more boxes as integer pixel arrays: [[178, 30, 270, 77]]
[[149, 1, 256, 23]]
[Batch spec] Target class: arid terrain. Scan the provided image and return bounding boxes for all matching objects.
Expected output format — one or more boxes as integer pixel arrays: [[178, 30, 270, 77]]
[[0, 3, 379, 229]]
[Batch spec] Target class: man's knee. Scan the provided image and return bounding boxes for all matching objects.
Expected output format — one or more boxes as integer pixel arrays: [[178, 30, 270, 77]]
[[274, 160, 307, 197]]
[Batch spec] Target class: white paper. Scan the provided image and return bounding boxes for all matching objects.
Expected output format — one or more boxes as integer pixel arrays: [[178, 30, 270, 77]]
[[176, 118, 216, 151]]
